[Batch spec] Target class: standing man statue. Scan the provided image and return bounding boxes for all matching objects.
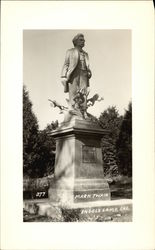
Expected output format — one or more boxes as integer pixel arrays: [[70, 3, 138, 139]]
[[61, 33, 92, 115]]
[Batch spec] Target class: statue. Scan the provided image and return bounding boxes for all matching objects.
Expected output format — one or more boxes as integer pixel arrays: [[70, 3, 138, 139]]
[[61, 33, 92, 114], [49, 33, 104, 120], [48, 33, 111, 214]]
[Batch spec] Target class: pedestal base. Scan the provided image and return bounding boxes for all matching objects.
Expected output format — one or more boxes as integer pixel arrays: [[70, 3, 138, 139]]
[[48, 178, 111, 206], [48, 118, 110, 206]]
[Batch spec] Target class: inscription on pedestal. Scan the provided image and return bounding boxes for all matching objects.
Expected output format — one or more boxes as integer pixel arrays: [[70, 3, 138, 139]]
[[74, 189, 110, 202], [82, 146, 96, 163]]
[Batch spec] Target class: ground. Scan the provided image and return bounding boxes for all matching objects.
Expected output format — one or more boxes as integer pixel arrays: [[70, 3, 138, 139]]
[[23, 209, 132, 222]]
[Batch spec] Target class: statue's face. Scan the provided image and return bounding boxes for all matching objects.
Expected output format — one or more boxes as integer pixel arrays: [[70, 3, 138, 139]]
[[76, 36, 85, 48]]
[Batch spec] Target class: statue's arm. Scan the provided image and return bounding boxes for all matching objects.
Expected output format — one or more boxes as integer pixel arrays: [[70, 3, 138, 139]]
[[61, 50, 70, 92], [61, 50, 70, 79]]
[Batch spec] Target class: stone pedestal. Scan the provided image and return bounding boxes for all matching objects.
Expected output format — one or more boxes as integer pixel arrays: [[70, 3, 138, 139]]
[[48, 117, 111, 207]]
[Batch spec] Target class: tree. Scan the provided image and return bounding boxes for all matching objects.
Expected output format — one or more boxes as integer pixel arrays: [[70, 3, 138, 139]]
[[23, 85, 58, 178], [116, 102, 132, 176], [34, 121, 58, 177], [23, 86, 39, 177], [99, 106, 123, 176], [31, 130, 55, 177]]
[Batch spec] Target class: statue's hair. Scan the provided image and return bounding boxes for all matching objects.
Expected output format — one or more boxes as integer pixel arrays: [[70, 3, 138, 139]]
[[72, 33, 84, 46]]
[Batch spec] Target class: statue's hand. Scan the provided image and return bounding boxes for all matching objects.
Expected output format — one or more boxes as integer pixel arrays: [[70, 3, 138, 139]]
[[61, 77, 69, 93], [61, 77, 67, 86], [87, 70, 92, 79]]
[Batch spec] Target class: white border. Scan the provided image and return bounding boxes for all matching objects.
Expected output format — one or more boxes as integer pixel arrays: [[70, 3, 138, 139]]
[[1, 1, 155, 250]]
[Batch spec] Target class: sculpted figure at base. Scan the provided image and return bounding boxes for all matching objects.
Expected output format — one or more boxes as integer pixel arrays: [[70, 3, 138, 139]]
[[61, 34, 92, 115]]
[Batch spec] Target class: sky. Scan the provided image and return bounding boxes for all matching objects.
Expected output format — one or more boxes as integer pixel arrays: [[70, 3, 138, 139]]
[[23, 30, 131, 130]]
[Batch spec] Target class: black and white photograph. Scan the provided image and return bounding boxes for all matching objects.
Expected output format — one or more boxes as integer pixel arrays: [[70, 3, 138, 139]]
[[1, 1, 154, 250], [23, 30, 132, 222]]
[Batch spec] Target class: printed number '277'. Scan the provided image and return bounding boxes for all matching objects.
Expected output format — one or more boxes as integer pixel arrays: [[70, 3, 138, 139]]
[[36, 192, 46, 198]]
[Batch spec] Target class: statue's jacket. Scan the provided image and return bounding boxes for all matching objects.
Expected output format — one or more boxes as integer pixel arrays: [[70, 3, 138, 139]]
[[61, 48, 91, 92]]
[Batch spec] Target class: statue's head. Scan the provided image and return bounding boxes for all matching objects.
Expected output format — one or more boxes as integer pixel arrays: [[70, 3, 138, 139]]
[[72, 33, 85, 48]]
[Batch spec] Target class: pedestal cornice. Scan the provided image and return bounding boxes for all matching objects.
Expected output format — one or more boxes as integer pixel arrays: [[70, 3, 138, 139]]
[[51, 118, 109, 138]]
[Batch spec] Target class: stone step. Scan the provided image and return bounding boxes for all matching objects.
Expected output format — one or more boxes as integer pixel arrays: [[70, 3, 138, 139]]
[[63, 198, 132, 208]]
